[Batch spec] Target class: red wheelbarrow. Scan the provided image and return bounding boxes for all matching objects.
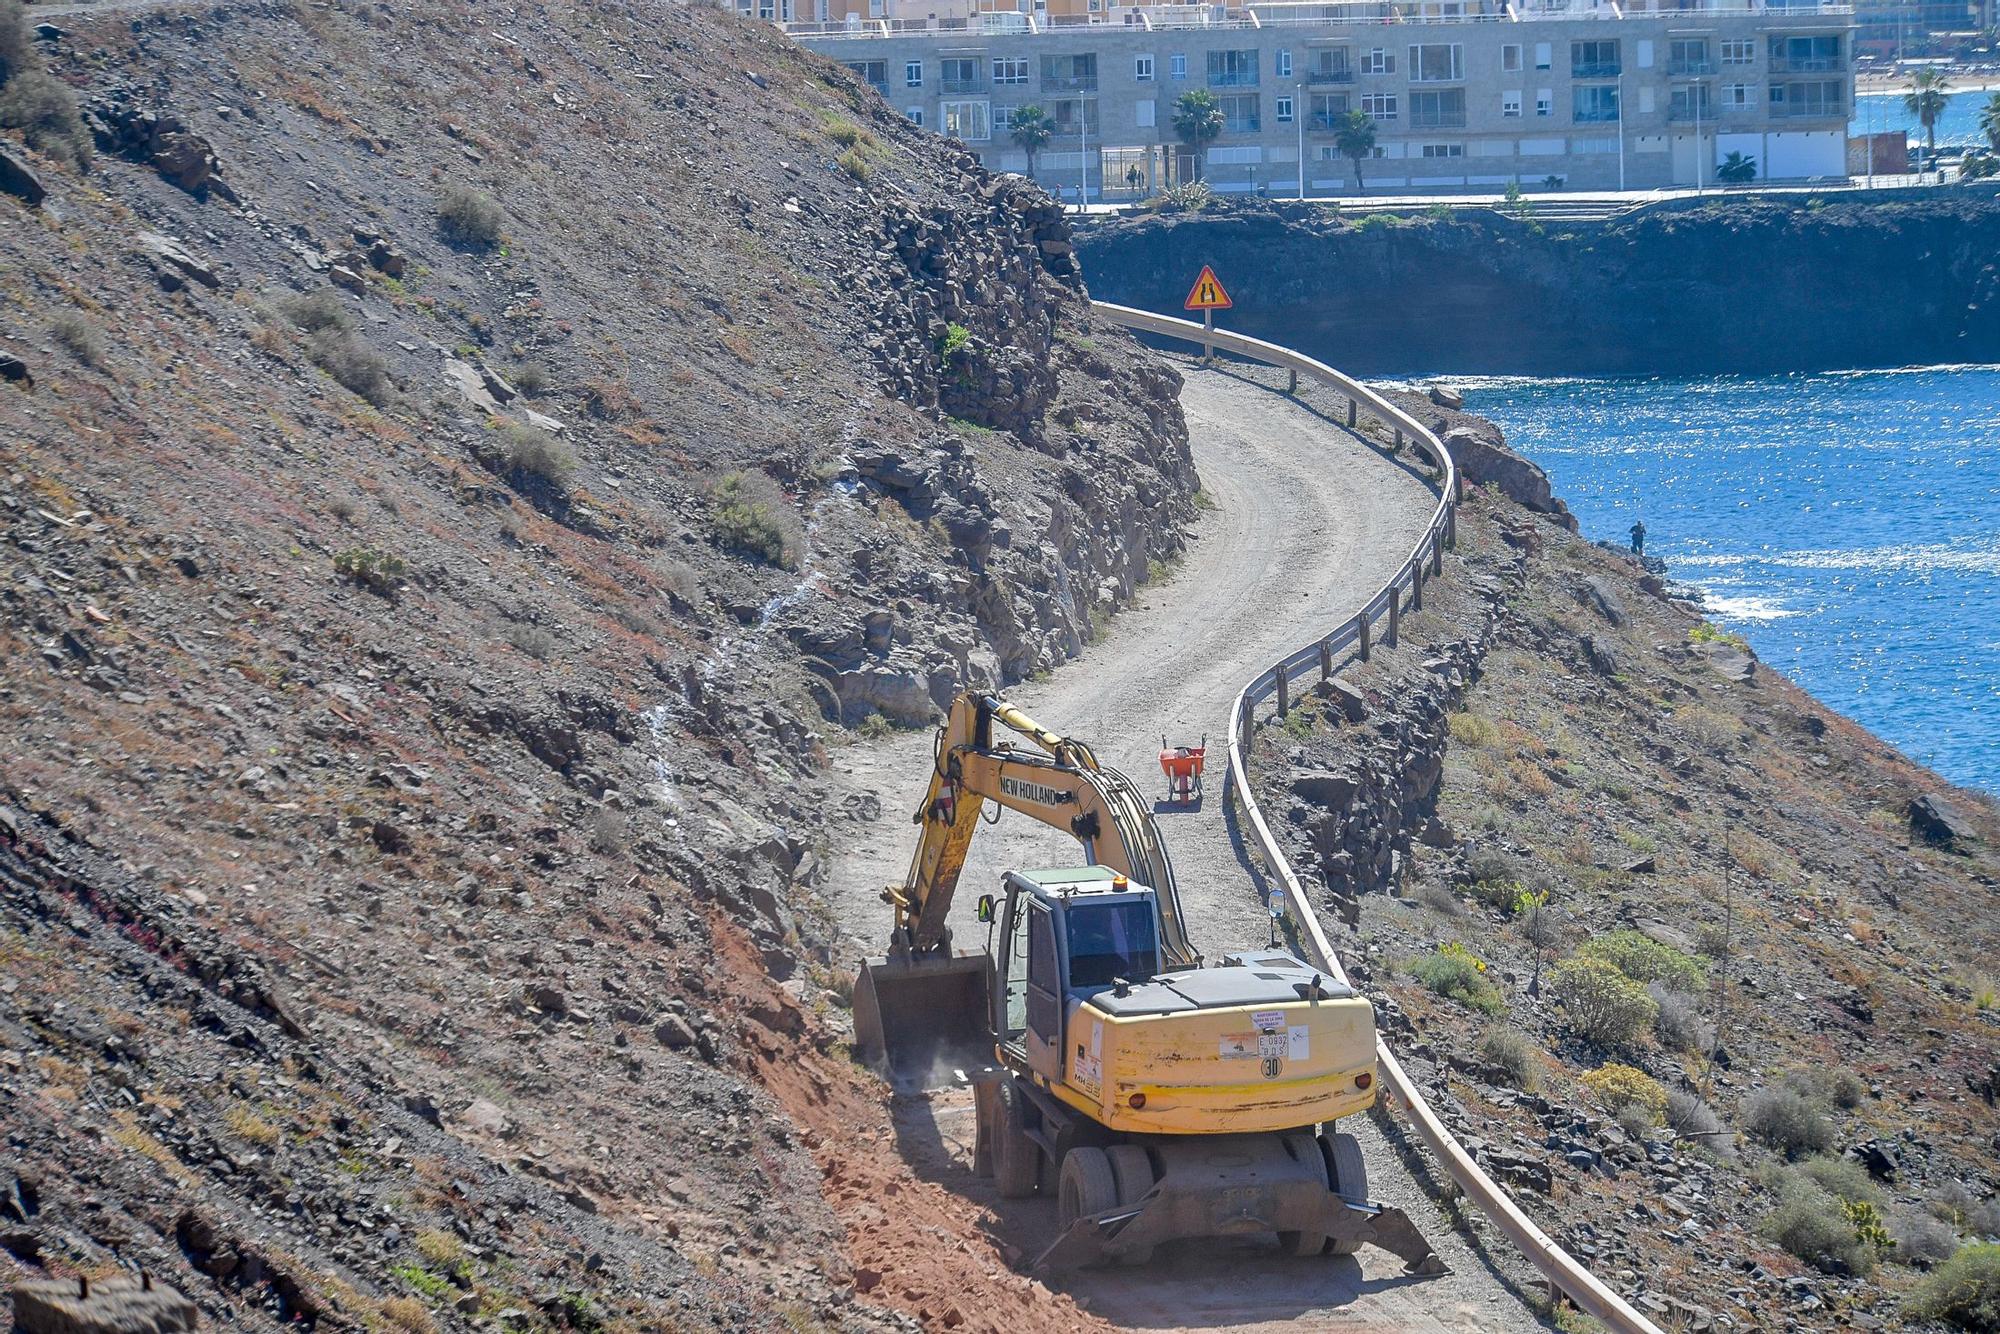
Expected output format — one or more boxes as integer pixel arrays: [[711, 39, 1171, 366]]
[[1159, 735, 1207, 804]]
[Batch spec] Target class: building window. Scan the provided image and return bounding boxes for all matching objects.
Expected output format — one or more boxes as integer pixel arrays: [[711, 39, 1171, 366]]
[[1309, 91, 1349, 125], [845, 60, 887, 92], [1721, 38, 1754, 65], [1502, 43, 1522, 72], [1052, 99, 1099, 136], [994, 58, 1027, 86], [1207, 49, 1260, 88], [1039, 53, 1098, 92], [1216, 92, 1261, 132], [1770, 35, 1841, 73], [1362, 47, 1395, 76], [1533, 41, 1552, 71], [1670, 84, 1713, 120], [1571, 40, 1620, 78], [941, 57, 981, 92], [1419, 142, 1464, 158], [1308, 48, 1352, 82], [1669, 38, 1711, 75], [1170, 52, 1187, 79], [1276, 94, 1294, 122], [906, 107, 923, 125], [1361, 92, 1397, 121], [1501, 89, 1522, 117], [867, 0, 883, 16], [1135, 98, 1156, 128], [1535, 88, 1553, 116], [1572, 84, 1620, 123], [940, 100, 992, 141], [1408, 44, 1464, 83], [1276, 48, 1293, 77], [1410, 88, 1466, 128], [1770, 79, 1843, 116], [906, 60, 923, 88], [1135, 53, 1155, 81], [1723, 82, 1751, 108]]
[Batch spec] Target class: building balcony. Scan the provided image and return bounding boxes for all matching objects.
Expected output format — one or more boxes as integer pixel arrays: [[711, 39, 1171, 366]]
[[1306, 68, 1356, 84], [1208, 72, 1261, 87], [1771, 100, 1844, 116], [1572, 108, 1621, 122], [1571, 62, 1623, 77], [1410, 114, 1468, 128], [1041, 74, 1098, 91], [941, 78, 986, 93], [1668, 59, 1716, 74], [1668, 103, 1716, 120], [1770, 56, 1844, 71]]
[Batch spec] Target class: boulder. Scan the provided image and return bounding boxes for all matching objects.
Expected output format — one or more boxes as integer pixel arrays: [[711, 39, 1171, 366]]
[[1318, 676, 1368, 723], [0, 147, 47, 208], [13, 1275, 198, 1334], [1581, 634, 1625, 678], [1579, 575, 1627, 626], [1440, 425, 1577, 530], [1908, 793, 1977, 849], [135, 233, 222, 291], [1293, 770, 1358, 809], [1427, 383, 1465, 410], [0, 354, 30, 390]]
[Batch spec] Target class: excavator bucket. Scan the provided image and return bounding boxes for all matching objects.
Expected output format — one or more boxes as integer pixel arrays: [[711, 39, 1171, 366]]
[[851, 952, 994, 1085]]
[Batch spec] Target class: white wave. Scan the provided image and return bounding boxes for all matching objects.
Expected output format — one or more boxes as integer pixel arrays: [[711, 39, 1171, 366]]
[[1704, 593, 1800, 622], [1672, 541, 2000, 578]]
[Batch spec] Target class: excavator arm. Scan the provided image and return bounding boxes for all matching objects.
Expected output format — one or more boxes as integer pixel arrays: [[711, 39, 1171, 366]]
[[854, 692, 1198, 1077]]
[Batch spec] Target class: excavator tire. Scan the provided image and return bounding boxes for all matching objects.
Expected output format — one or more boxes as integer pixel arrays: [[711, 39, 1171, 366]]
[[994, 1079, 1040, 1199], [1277, 1132, 1332, 1258], [1058, 1147, 1118, 1230], [1320, 1130, 1369, 1256], [1104, 1145, 1156, 1267]]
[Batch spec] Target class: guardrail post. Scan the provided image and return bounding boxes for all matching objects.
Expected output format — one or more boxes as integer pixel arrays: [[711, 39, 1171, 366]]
[[1432, 533, 1444, 577], [1388, 585, 1400, 646], [1412, 554, 1425, 611], [1275, 668, 1289, 718], [1394, 427, 1404, 453], [1446, 503, 1457, 550], [1357, 611, 1370, 662], [1318, 638, 1332, 681], [1347, 399, 1357, 428], [1288, 367, 1299, 395]]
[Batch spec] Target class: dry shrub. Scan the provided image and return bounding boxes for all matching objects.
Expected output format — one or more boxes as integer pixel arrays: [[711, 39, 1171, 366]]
[[1447, 712, 1497, 746], [1905, 1244, 2000, 1327], [1677, 704, 1746, 755], [504, 624, 557, 660], [581, 378, 642, 419], [50, 313, 103, 367], [499, 423, 574, 486], [1479, 1026, 1538, 1089], [309, 330, 394, 406], [709, 470, 803, 570], [1648, 982, 1714, 1054], [437, 185, 504, 247], [1744, 1086, 1833, 1158], [0, 66, 92, 172], [1762, 1175, 1877, 1276], [376, 1295, 436, 1334]]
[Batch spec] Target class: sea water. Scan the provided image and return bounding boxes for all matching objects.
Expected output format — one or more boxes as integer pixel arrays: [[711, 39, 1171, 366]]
[[1849, 89, 1995, 151], [1458, 367, 2000, 793]]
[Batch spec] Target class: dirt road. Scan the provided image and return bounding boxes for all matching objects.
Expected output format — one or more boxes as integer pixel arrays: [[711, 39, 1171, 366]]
[[824, 367, 1540, 1332]]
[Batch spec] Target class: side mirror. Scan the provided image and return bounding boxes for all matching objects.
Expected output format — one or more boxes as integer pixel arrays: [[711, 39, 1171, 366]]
[[976, 894, 995, 924]]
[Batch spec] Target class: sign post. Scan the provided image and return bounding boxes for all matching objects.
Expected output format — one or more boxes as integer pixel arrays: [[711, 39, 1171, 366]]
[[1183, 264, 1233, 366]]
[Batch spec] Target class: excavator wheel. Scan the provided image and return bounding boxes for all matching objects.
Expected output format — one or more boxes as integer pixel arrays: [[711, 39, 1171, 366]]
[[1104, 1145, 1156, 1267], [1276, 1132, 1332, 1258], [1057, 1146, 1118, 1230], [1320, 1130, 1370, 1256], [994, 1079, 1040, 1199]]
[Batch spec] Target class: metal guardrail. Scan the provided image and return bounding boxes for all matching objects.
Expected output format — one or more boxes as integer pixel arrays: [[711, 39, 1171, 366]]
[[1090, 300, 1666, 1334]]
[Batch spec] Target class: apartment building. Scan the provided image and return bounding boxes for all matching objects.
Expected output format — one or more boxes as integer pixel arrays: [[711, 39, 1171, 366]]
[[784, 0, 1857, 195]]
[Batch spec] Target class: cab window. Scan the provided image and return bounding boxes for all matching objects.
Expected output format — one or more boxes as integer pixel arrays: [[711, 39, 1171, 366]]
[[1065, 901, 1160, 990]]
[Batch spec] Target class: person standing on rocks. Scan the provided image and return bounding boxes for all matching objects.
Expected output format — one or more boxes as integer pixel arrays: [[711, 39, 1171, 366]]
[[1629, 519, 1646, 556]]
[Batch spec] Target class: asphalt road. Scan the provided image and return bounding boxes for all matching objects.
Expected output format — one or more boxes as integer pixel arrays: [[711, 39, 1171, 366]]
[[825, 367, 1540, 1332]]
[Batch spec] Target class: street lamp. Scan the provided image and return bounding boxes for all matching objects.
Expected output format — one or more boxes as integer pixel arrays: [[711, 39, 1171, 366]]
[[1617, 70, 1627, 192], [1296, 79, 1307, 199]]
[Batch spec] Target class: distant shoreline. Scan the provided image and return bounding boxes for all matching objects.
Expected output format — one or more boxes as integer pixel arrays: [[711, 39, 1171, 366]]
[[1855, 73, 2000, 96]]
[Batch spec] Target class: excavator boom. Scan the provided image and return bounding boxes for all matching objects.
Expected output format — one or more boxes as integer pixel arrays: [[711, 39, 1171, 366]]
[[854, 692, 1197, 1077]]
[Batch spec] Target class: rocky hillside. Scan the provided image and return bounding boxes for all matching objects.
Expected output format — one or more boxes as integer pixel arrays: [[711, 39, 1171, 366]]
[[0, 0, 1195, 1329], [1075, 195, 2000, 375], [1250, 398, 2000, 1329]]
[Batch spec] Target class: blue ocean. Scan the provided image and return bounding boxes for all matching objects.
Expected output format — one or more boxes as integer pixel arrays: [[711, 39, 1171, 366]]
[[1849, 89, 1996, 151], [1458, 368, 2000, 793]]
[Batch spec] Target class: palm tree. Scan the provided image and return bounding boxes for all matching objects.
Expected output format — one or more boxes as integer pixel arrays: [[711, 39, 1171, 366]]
[[1980, 91, 2000, 155], [1904, 70, 1951, 182], [1009, 104, 1054, 181], [1172, 89, 1224, 182], [1716, 151, 1757, 185], [1332, 109, 1377, 192]]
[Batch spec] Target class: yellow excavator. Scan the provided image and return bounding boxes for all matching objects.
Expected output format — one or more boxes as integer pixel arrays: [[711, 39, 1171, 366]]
[[853, 692, 1443, 1271]]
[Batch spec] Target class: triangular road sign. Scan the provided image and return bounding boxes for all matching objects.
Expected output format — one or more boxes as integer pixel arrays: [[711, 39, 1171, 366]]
[[1184, 265, 1233, 312]]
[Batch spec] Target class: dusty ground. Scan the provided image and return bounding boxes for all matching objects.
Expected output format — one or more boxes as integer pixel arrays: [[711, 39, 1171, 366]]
[[822, 363, 1542, 1333]]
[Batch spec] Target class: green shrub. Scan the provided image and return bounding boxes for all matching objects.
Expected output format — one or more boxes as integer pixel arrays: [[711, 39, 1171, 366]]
[[1785, 1065, 1866, 1110], [281, 288, 352, 334], [504, 623, 558, 660], [0, 68, 92, 173], [1744, 1086, 1833, 1158], [438, 185, 505, 247], [1447, 712, 1497, 746], [1761, 1176, 1877, 1276], [1793, 1155, 1883, 1207], [1479, 1026, 1538, 1089], [1579, 930, 1707, 993], [1581, 1062, 1666, 1125], [836, 149, 871, 182], [499, 423, 574, 486], [333, 547, 406, 596], [1549, 955, 1657, 1048], [1906, 1243, 2000, 1328], [1410, 942, 1503, 1015], [937, 322, 972, 358], [710, 469, 804, 570], [823, 117, 873, 149], [509, 361, 551, 397]]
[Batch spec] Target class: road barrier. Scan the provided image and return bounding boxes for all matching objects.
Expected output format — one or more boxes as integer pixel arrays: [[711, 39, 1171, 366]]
[[1091, 301, 1666, 1334]]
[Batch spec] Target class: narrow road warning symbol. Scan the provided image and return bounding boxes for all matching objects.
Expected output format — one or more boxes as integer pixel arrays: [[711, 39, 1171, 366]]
[[1184, 265, 1233, 312]]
